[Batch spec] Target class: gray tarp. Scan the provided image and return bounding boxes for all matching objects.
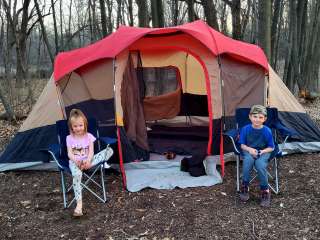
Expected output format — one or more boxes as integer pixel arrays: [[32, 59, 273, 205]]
[[123, 154, 222, 192]]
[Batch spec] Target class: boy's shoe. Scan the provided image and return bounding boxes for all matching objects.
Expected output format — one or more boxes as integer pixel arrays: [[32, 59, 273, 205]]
[[260, 190, 271, 207], [239, 185, 250, 202]]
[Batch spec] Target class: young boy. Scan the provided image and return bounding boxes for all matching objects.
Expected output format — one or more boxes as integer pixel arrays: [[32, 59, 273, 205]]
[[239, 105, 275, 207]]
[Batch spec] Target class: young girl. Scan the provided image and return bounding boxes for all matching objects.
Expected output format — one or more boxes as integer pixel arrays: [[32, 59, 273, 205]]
[[66, 109, 112, 217]]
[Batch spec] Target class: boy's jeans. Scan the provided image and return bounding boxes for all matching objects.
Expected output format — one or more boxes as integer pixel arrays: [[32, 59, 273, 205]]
[[242, 151, 271, 190]]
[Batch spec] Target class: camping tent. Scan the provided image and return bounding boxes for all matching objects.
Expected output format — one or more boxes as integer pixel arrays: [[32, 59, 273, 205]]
[[1, 20, 319, 181]]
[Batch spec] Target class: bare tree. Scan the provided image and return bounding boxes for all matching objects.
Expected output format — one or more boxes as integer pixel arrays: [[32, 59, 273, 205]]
[[301, 0, 320, 96], [258, 0, 271, 60], [151, 0, 164, 27], [3, 0, 32, 87], [100, 0, 108, 36], [186, 0, 196, 22], [51, 0, 59, 54], [219, 1, 228, 35], [271, 0, 282, 67], [59, 0, 64, 50], [127, 0, 134, 26], [116, 0, 122, 28], [222, 0, 242, 40], [34, 0, 54, 64], [200, 0, 219, 31], [106, 0, 114, 32], [241, 0, 252, 38], [136, 0, 149, 27], [171, 0, 179, 26]]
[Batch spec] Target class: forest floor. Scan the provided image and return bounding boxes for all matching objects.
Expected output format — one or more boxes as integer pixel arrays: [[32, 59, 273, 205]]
[[0, 84, 319, 239]]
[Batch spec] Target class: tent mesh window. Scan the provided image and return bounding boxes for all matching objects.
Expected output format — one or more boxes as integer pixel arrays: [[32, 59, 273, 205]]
[[140, 67, 179, 96]]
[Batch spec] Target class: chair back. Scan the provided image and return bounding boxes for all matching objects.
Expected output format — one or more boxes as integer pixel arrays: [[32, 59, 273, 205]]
[[55, 120, 70, 169], [55, 118, 100, 169], [235, 107, 281, 157], [235, 107, 279, 129]]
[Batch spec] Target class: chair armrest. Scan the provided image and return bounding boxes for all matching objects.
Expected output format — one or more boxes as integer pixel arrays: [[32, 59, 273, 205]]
[[223, 129, 241, 154], [273, 122, 299, 142], [99, 137, 117, 145], [40, 144, 66, 170], [224, 129, 238, 139]]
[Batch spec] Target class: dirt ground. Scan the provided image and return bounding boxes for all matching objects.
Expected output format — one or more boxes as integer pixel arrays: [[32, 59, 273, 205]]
[[0, 97, 320, 239]]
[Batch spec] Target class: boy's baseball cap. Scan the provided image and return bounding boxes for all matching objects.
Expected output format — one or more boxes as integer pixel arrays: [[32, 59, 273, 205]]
[[250, 105, 267, 116]]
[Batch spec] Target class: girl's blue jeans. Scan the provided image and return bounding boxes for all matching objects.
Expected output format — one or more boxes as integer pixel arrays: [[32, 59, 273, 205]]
[[242, 151, 271, 190]]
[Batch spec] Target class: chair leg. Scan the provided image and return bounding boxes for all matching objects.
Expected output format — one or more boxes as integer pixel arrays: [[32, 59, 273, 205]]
[[60, 171, 67, 208], [100, 165, 107, 202], [274, 158, 279, 194], [78, 165, 107, 203], [236, 156, 240, 192], [267, 158, 280, 194]]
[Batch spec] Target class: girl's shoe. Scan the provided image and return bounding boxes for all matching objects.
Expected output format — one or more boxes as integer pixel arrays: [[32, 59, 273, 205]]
[[73, 209, 83, 217]]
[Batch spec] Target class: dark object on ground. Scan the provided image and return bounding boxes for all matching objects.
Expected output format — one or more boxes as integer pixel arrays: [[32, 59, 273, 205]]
[[181, 153, 206, 177]]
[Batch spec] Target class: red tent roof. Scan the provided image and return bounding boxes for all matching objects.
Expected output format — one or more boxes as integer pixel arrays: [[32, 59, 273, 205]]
[[54, 20, 268, 82]]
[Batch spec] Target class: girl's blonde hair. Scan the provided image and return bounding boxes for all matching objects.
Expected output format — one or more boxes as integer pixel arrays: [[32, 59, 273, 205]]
[[68, 109, 88, 134]]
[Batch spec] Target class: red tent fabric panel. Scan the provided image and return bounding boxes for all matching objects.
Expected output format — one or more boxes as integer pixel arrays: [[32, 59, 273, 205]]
[[54, 20, 268, 82]]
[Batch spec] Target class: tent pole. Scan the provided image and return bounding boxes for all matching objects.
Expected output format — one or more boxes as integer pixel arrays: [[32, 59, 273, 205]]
[[204, 21, 225, 176], [112, 57, 127, 190], [265, 74, 269, 106], [112, 58, 117, 125]]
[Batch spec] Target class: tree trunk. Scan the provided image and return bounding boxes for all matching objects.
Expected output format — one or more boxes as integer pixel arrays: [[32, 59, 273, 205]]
[[3, 0, 31, 87], [99, 0, 108, 37], [284, 0, 298, 92], [186, 0, 195, 22], [151, 0, 164, 27], [223, 0, 242, 40], [116, 0, 122, 28], [34, 0, 54, 64], [136, 0, 149, 27], [220, 1, 228, 35], [272, 0, 285, 71], [0, 86, 15, 121], [59, 0, 64, 50], [258, 0, 271, 60], [201, 0, 219, 31], [303, 0, 320, 94], [241, 0, 252, 38], [106, 0, 113, 32], [88, 0, 94, 42], [128, 0, 134, 26], [250, 0, 258, 43], [51, 0, 59, 54], [271, 0, 281, 65], [67, 0, 73, 49], [171, 0, 179, 26]]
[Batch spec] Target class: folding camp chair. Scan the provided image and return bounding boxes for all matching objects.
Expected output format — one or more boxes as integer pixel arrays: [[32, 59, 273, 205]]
[[224, 107, 297, 194], [45, 118, 117, 208]]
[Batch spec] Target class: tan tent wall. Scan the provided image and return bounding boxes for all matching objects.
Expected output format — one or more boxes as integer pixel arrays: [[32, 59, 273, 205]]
[[58, 59, 114, 108], [115, 50, 130, 126], [268, 65, 305, 113], [186, 55, 206, 95], [20, 76, 64, 132], [221, 56, 265, 116]]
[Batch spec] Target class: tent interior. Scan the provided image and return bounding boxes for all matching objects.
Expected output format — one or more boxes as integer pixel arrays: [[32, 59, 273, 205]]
[[123, 50, 210, 159]]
